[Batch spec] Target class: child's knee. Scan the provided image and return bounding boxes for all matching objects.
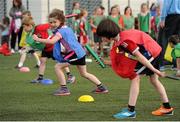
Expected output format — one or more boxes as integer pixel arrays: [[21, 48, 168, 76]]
[[80, 72, 88, 78]]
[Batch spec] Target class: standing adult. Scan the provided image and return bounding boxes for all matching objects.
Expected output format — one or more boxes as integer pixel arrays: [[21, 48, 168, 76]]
[[9, 0, 25, 53], [158, 0, 180, 70]]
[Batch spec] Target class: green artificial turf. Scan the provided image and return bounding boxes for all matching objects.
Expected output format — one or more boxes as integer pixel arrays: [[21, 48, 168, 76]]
[[0, 54, 180, 121]]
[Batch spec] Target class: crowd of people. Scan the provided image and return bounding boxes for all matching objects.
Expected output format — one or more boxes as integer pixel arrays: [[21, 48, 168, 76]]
[[0, 0, 179, 119]]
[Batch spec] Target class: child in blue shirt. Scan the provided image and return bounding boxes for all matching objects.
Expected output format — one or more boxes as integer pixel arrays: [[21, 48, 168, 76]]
[[33, 9, 108, 96]]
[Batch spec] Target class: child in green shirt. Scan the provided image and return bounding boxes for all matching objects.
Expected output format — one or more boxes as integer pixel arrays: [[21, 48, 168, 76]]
[[169, 35, 180, 77]]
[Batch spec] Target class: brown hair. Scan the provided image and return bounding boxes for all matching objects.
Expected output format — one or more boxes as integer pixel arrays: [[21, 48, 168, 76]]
[[22, 16, 35, 26], [13, 0, 22, 8], [124, 6, 132, 16], [75, 9, 87, 19], [169, 35, 180, 45], [48, 9, 65, 26], [97, 19, 120, 39]]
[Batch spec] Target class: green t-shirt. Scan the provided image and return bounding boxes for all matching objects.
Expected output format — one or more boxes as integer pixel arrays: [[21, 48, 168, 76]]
[[171, 43, 180, 59], [107, 15, 120, 26], [122, 15, 134, 30], [72, 9, 81, 33], [91, 15, 106, 26], [138, 13, 150, 32]]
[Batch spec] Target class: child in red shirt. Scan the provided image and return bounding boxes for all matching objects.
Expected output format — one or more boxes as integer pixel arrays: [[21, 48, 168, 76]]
[[97, 19, 174, 119]]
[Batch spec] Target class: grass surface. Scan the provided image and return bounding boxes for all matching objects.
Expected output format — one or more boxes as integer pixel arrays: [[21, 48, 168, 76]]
[[0, 54, 180, 121]]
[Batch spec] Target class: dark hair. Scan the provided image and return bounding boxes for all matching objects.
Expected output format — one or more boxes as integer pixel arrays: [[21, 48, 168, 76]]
[[168, 35, 180, 45], [48, 9, 65, 26], [13, 0, 22, 8], [100, 5, 105, 10], [72, 2, 79, 9], [2, 16, 10, 26], [97, 19, 120, 39], [124, 6, 132, 16]]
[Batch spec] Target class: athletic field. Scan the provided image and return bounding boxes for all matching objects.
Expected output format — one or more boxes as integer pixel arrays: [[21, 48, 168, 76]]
[[0, 54, 179, 121]]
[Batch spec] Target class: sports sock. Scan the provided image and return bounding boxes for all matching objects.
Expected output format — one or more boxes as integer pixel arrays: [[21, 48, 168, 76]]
[[37, 74, 43, 80], [66, 72, 71, 76], [61, 85, 67, 88], [128, 105, 135, 112], [163, 102, 171, 109], [97, 83, 102, 87], [18, 62, 23, 67]]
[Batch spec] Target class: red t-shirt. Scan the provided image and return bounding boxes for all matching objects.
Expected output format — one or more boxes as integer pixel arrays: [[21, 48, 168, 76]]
[[110, 29, 162, 80], [34, 23, 54, 52]]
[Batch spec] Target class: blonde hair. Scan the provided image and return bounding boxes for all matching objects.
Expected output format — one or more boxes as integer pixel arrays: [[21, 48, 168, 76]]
[[22, 10, 31, 17], [22, 16, 35, 26]]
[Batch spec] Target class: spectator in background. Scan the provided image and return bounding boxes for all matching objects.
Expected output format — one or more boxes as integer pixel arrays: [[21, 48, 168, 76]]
[[150, 3, 156, 17], [0, 16, 10, 45], [108, 5, 120, 27], [71, 2, 81, 35], [119, 6, 134, 31], [76, 9, 89, 46], [113, 4, 121, 15], [9, 0, 25, 53], [99, 5, 105, 15], [90, 7, 106, 56], [150, 4, 161, 40], [158, 0, 180, 70], [169, 35, 180, 77], [138, 3, 151, 34]]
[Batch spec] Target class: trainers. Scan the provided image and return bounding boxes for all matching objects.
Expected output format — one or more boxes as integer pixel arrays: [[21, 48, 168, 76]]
[[34, 64, 40, 68], [113, 108, 136, 119], [66, 75, 76, 84], [14, 65, 22, 69], [31, 79, 42, 83], [11, 49, 15, 53], [53, 87, 70, 96], [152, 106, 174, 116], [92, 85, 108, 94]]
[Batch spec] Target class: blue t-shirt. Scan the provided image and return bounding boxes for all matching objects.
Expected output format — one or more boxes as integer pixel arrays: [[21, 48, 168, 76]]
[[53, 26, 86, 63]]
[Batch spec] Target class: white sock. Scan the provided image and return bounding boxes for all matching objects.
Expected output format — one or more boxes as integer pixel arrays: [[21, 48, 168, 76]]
[[18, 62, 23, 67], [37, 61, 41, 66]]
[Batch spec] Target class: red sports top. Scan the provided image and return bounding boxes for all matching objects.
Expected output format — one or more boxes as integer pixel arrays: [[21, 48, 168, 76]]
[[110, 29, 162, 80], [34, 23, 54, 52]]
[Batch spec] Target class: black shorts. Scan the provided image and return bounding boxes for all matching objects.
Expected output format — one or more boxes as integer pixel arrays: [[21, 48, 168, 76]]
[[41, 50, 55, 60], [68, 56, 86, 65], [135, 56, 160, 76]]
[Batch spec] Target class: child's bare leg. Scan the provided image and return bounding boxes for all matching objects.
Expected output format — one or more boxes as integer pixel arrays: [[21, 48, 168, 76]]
[[77, 65, 101, 85], [33, 52, 41, 66], [128, 75, 140, 106], [39, 57, 47, 75], [150, 74, 169, 102], [18, 50, 27, 67], [64, 66, 70, 73], [55, 63, 69, 85]]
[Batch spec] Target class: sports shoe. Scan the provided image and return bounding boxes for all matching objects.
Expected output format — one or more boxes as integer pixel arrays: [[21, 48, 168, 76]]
[[31, 79, 42, 83], [34, 64, 40, 69], [66, 75, 76, 84], [53, 87, 70, 96], [92, 85, 108, 94], [152, 106, 174, 116], [11, 49, 15, 54], [14, 65, 22, 69], [113, 108, 136, 119]]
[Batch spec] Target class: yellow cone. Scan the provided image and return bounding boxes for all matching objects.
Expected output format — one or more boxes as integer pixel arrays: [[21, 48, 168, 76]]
[[78, 95, 94, 102]]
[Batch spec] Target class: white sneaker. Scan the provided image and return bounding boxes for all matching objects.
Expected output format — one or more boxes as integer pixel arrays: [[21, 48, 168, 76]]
[[11, 49, 15, 53]]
